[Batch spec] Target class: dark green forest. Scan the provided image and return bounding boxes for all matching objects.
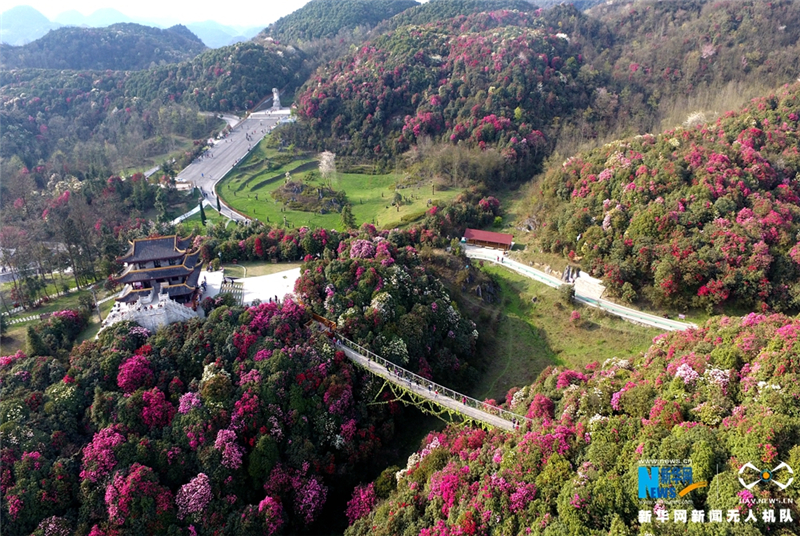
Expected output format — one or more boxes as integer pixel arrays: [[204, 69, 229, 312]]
[[261, 0, 420, 43]]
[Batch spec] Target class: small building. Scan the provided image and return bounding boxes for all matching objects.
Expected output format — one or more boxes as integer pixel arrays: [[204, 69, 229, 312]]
[[463, 228, 513, 251], [113, 235, 203, 305]]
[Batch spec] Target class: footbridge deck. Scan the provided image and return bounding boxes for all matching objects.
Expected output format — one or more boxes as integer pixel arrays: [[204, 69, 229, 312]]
[[332, 334, 530, 432]]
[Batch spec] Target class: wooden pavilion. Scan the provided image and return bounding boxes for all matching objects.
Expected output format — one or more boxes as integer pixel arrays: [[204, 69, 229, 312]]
[[113, 235, 203, 305]]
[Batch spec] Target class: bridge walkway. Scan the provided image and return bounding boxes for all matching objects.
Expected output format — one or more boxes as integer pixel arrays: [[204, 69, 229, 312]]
[[330, 332, 531, 432]]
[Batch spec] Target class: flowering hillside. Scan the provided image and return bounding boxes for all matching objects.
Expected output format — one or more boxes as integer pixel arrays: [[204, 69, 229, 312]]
[[589, 0, 800, 103], [295, 228, 480, 385], [293, 9, 591, 179], [534, 83, 800, 312], [346, 313, 800, 535], [0, 303, 397, 535]]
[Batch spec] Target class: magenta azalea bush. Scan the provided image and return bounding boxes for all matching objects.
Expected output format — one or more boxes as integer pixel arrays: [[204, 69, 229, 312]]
[[346, 483, 377, 524], [116, 354, 154, 393]]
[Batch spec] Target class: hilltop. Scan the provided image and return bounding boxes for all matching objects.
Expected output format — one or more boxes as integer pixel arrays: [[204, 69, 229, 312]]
[[0, 23, 206, 70], [290, 7, 597, 185], [0, 5, 60, 45], [380, 0, 538, 29], [260, 0, 420, 43]]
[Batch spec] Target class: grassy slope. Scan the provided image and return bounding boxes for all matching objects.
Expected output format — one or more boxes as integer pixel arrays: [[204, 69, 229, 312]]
[[469, 263, 659, 401], [218, 140, 459, 230]]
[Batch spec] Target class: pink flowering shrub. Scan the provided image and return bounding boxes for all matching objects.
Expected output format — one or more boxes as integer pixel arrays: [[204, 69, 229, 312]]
[[346, 483, 377, 523], [177, 392, 202, 414], [81, 427, 126, 483], [117, 354, 154, 393], [257, 496, 284, 535], [526, 394, 554, 420], [175, 473, 212, 520], [349, 239, 376, 259], [214, 429, 243, 470], [555, 369, 588, 389]]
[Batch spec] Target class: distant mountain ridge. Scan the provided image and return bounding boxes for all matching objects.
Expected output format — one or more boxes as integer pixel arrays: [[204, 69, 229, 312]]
[[185, 21, 263, 48], [0, 23, 207, 70], [53, 7, 133, 27], [0, 5, 263, 48], [0, 5, 59, 45]]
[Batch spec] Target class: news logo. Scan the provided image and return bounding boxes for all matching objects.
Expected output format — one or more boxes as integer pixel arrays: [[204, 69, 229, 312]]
[[638, 466, 707, 499], [738, 462, 794, 491]]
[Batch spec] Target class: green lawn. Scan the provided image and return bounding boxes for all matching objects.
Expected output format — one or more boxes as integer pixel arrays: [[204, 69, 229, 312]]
[[468, 264, 659, 401], [2, 292, 116, 354], [218, 138, 460, 230], [182, 205, 229, 225], [222, 261, 302, 279], [1, 283, 112, 325], [1, 324, 27, 355]]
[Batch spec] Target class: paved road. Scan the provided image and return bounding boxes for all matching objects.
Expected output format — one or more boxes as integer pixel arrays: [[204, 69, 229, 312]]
[[465, 245, 696, 332], [176, 109, 292, 222]]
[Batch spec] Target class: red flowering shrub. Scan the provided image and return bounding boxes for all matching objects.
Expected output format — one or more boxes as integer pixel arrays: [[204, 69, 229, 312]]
[[104, 464, 174, 529], [141, 388, 175, 428]]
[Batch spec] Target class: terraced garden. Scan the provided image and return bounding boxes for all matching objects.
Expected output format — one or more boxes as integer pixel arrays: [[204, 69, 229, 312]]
[[217, 138, 460, 230]]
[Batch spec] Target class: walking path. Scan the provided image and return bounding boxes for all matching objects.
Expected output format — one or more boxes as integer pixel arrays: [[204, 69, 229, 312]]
[[171, 200, 215, 225], [332, 332, 529, 432], [465, 245, 696, 332]]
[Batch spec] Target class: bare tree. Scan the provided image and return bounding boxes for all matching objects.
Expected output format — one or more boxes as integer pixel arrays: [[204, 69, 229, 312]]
[[319, 151, 336, 189]]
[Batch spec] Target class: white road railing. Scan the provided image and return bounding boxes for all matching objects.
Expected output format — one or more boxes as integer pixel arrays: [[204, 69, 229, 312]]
[[465, 246, 696, 332]]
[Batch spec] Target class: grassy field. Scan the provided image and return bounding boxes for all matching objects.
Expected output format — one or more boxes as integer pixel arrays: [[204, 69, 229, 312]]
[[1, 324, 27, 355], [0, 282, 112, 323], [2, 294, 117, 355], [218, 138, 460, 230], [179, 205, 229, 227], [222, 261, 302, 279], [468, 264, 660, 401]]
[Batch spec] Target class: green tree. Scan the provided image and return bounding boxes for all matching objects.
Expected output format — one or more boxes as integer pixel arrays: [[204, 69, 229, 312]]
[[199, 202, 207, 226], [341, 204, 356, 229], [154, 187, 167, 223]]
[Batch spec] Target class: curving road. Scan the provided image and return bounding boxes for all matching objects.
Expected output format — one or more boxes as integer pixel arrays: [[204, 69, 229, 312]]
[[176, 109, 292, 222], [465, 245, 696, 332]]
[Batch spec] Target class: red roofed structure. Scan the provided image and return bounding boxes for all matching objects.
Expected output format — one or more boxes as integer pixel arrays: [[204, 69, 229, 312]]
[[463, 228, 513, 251]]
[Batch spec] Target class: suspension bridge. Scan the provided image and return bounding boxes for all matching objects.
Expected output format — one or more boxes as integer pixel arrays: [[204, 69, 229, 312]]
[[319, 321, 531, 432]]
